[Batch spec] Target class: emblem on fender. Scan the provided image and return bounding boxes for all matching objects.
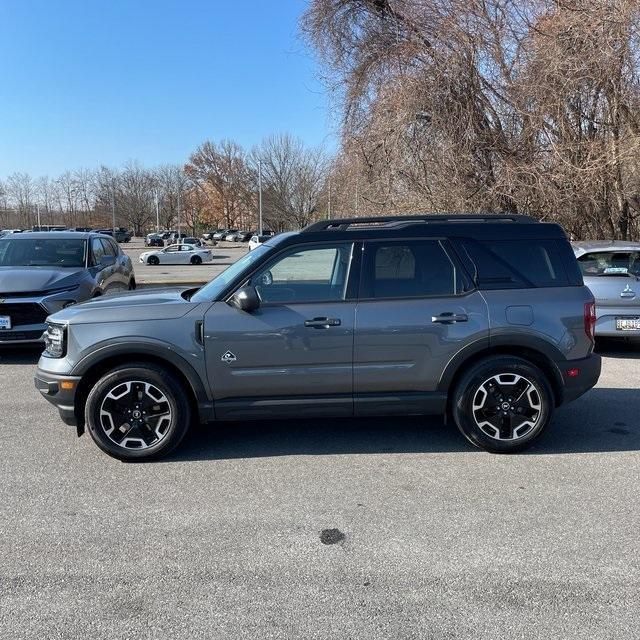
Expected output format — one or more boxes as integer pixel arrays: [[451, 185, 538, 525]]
[[221, 351, 237, 363]]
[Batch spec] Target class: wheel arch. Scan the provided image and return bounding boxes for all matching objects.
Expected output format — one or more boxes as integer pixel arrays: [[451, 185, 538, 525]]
[[439, 340, 565, 408], [71, 345, 212, 430]]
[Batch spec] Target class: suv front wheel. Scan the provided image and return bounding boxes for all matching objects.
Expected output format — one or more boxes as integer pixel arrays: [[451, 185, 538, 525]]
[[452, 356, 553, 453], [85, 363, 191, 461]]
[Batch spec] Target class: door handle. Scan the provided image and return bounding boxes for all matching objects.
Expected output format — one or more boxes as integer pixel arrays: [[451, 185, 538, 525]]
[[304, 317, 341, 329], [431, 312, 468, 324]]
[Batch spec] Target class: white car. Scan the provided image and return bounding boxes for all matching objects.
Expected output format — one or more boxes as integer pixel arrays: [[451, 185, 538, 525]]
[[248, 234, 273, 251], [139, 243, 213, 266]]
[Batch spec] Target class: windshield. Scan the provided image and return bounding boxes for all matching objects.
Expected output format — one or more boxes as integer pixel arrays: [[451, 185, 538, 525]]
[[191, 244, 271, 302], [0, 238, 87, 268], [578, 251, 640, 278]]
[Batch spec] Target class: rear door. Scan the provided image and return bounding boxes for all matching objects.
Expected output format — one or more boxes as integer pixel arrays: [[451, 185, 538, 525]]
[[89, 237, 114, 293], [353, 239, 489, 415], [100, 238, 128, 291]]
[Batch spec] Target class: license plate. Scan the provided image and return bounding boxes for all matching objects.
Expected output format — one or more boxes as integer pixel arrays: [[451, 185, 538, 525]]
[[616, 317, 640, 331], [0, 316, 11, 330]]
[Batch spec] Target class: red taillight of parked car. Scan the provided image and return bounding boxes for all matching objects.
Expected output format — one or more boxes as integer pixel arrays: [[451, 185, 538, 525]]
[[584, 300, 596, 343]]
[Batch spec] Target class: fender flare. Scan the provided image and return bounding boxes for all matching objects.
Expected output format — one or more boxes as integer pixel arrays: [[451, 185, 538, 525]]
[[437, 334, 565, 394], [71, 338, 212, 410]]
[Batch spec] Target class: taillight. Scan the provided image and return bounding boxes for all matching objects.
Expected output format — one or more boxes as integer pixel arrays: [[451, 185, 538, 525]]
[[584, 300, 596, 342]]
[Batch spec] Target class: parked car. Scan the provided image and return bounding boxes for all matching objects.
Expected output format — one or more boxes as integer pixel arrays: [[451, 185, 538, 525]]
[[96, 228, 131, 243], [145, 233, 164, 247], [32, 225, 67, 232], [573, 241, 640, 337], [169, 232, 188, 244], [0, 231, 135, 345], [160, 231, 175, 240], [227, 230, 252, 242], [202, 229, 225, 241], [68, 227, 93, 232], [139, 243, 212, 265], [223, 230, 240, 241], [212, 229, 229, 240], [35, 214, 600, 461], [248, 233, 273, 250], [182, 237, 204, 248]]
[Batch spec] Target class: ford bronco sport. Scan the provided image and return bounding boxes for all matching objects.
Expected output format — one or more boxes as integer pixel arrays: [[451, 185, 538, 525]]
[[35, 215, 601, 460]]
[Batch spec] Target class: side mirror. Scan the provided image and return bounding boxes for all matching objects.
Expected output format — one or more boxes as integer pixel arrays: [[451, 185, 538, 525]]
[[229, 286, 260, 313], [100, 255, 116, 268]]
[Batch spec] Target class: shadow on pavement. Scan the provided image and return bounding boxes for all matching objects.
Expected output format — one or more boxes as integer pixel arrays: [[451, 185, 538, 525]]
[[0, 347, 43, 365], [170, 387, 640, 462], [596, 337, 640, 359]]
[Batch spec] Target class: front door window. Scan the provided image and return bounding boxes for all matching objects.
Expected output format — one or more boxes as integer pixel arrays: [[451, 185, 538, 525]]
[[251, 243, 353, 304]]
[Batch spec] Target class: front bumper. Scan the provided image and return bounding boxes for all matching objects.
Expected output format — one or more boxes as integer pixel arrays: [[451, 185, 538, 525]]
[[0, 326, 45, 344], [35, 369, 82, 426], [558, 353, 602, 404]]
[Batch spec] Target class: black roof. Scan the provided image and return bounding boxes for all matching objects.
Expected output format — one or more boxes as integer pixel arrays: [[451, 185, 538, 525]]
[[281, 215, 567, 244]]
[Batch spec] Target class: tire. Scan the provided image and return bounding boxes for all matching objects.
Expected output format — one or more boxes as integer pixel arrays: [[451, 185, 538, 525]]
[[190, 255, 202, 265], [147, 255, 160, 266], [451, 356, 553, 453], [84, 363, 192, 461]]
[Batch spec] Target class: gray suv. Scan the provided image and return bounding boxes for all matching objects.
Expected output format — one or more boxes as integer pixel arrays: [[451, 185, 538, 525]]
[[0, 232, 135, 345], [35, 215, 601, 460]]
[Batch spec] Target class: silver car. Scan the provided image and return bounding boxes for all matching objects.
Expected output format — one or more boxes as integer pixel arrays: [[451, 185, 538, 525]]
[[573, 241, 640, 337], [0, 231, 135, 345]]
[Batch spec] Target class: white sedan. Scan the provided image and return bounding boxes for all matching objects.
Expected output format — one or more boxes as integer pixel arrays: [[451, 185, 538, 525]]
[[139, 243, 213, 266]]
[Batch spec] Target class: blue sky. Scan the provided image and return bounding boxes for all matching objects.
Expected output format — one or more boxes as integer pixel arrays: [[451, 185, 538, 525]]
[[0, 0, 334, 177]]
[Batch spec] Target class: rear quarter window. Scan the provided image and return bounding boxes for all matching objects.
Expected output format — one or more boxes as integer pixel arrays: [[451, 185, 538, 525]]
[[457, 239, 570, 289]]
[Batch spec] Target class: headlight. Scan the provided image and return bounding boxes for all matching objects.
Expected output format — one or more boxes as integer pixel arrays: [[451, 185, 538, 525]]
[[43, 323, 66, 358]]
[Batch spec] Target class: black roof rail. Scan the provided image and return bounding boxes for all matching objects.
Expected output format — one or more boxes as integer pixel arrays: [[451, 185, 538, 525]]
[[303, 214, 535, 232]]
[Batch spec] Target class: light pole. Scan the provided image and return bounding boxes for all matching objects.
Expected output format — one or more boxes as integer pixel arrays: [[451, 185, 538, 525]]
[[155, 190, 160, 234], [177, 189, 181, 242], [258, 159, 263, 235], [111, 180, 116, 232], [36, 203, 41, 229]]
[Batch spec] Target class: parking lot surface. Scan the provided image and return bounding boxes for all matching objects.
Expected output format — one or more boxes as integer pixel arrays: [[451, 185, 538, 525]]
[[0, 340, 639, 639]]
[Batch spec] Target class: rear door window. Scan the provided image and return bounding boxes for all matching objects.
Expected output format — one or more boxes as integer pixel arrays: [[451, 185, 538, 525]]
[[91, 238, 106, 265], [361, 240, 468, 299], [100, 238, 116, 256]]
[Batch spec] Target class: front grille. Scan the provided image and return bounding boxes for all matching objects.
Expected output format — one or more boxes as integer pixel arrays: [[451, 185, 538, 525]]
[[0, 303, 48, 327], [0, 330, 44, 341]]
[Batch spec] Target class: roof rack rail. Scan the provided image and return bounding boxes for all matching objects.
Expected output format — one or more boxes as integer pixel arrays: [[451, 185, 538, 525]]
[[303, 214, 535, 233]]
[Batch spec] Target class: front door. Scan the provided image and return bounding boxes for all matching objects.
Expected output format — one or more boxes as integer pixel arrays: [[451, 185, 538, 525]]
[[353, 239, 489, 415], [205, 242, 358, 420]]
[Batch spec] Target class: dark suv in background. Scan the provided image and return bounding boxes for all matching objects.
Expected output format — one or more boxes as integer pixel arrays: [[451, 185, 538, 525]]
[[35, 215, 600, 460], [0, 232, 135, 345]]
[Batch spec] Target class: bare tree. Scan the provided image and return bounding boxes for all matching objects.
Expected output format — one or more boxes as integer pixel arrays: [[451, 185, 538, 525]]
[[154, 164, 189, 230], [302, 0, 640, 239], [185, 140, 255, 229], [6, 172, 35, 228], [116, 162, 155, 235], [252, 133, 330, 230]]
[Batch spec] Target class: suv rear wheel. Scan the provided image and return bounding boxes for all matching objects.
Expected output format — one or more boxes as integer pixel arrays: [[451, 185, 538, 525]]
[[84, 363, 191, 461], [452, 356, 553, 453]]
